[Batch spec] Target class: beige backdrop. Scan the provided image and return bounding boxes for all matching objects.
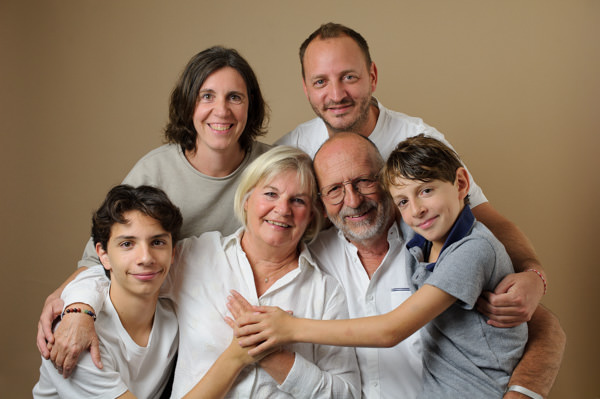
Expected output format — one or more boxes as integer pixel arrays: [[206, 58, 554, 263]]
[[2, 0, 598, 397]]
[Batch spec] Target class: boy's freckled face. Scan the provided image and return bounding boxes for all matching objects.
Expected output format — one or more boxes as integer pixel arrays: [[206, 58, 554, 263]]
[[388, 176, 465, 250], [98, 210, 174, 301]]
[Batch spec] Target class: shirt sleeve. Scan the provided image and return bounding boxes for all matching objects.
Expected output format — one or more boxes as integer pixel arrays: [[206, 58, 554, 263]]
[[277, 278, 361, 399], [35, 346, 128, 398], [61, 265, 110, 312], [76, 237, 102, 269], [425, 237, 497, 309]]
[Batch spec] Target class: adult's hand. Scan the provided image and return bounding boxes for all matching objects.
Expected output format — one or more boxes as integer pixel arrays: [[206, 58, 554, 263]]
[[49, 305, 102, 378], [477, 270, 544, 327], [37, 294, 64, 359]]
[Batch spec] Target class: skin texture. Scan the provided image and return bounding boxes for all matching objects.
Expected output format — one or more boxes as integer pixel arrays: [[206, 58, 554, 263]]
[[188, 66, 248, 177], [302, 36, 378, 135]]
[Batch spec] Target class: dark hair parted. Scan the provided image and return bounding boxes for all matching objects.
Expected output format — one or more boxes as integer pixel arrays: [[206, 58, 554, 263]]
[[299, 22, 372, 79], [382, 134, 469, 205], [164, 46, 269, 154], [92, 185, 183, 251]]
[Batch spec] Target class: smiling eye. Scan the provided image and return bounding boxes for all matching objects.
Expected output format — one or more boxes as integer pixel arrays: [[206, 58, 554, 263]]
[[200, 92, 214, 101], [397, 199, 408, 208], [314, 79, 326, 88], [292, 197, 307, 205], [421, 188, 433, 196], [229, 93, 243, 104], [343, 74, 357, 82]]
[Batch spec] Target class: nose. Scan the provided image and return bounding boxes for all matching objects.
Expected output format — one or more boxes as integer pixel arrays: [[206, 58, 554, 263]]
[[343, 184, 363, 208], [137, 244, 154, 266], [410, 198, 426, 218], [213, 97, 230, 116], [329, 80, 345, 102], [275, 198, 291, 216]]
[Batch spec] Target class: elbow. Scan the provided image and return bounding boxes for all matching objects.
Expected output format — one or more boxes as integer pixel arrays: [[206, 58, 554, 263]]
[[377, 328, 402, 348]]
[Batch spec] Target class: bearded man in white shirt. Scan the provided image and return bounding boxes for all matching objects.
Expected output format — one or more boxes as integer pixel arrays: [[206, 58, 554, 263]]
[[305, 132, 565, 399]]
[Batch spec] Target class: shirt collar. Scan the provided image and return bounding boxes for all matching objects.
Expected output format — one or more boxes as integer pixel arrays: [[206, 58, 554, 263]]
[[406, 206, 476, 271]]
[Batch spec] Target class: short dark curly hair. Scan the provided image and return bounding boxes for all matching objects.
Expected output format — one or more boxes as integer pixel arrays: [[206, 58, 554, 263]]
[[92, 185, 183, 251], [164, 46, 269, 154]]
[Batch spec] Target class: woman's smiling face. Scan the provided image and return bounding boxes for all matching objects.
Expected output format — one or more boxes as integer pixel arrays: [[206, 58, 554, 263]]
[[244, 169, 313, 250]]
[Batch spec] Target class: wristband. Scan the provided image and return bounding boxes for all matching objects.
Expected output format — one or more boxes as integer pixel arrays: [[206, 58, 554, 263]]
[[526, 268, 547, 295], [61, 307, 97, 321], [505, 385, 543, 399]]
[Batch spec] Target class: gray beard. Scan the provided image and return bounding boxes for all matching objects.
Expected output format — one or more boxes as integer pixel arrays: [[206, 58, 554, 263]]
[[330, 194, 394, 245]]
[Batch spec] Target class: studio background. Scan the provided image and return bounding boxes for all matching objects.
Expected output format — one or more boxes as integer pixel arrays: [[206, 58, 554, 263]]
[[1, 1, 598, 397]]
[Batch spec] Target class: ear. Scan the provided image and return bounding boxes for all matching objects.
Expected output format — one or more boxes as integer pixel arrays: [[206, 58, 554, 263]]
[[369, 62, 378, 93], [95, 242, 112, 272], [302, 77, 309, 99], [455, 167, 470, 201]]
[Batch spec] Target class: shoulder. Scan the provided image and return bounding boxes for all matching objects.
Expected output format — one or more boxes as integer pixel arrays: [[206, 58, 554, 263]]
[[275, 118, 327, 155], [248, 141, 273, 159], [133, 143, 181, 165], [124, 144, 183, 183], [308, 227, 345, 258]]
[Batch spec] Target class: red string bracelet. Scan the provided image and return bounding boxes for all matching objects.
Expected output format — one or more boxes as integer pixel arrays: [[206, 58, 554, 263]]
[[61, 307, 97, 321], [526, 268, 547, 295]]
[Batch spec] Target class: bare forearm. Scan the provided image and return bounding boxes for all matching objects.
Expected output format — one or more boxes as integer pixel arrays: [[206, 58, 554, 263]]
[[509, 305, 565, 397], [183, 344, 249, 399], [294, 286, 452, 348]]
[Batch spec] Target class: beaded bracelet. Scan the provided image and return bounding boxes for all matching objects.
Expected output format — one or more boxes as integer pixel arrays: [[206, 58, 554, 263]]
[[61, 307, 97, 321], [526, 268, 547, 295]]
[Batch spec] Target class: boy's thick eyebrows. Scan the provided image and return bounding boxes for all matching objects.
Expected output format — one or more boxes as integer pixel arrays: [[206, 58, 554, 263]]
[[112, 232, 172, 241]]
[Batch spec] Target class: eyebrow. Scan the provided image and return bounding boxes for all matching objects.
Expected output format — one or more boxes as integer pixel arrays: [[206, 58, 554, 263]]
[[113, 233, 171, 240], [263, 184, 310, 198]]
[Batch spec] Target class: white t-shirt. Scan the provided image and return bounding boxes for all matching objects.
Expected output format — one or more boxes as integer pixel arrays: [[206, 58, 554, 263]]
[[308, 223, 424, 399], [33, 289, 178, 399], [276, 100, 487, 208], [62, 229, 361, 399]]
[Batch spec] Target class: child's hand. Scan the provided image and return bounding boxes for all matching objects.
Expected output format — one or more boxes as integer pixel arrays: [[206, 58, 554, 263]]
[[477, 271, 542, 327], [226, 290, 295, 357]]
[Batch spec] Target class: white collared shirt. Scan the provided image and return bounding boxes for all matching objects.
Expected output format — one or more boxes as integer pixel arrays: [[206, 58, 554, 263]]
[[309, 223, 424, 399], [63, 228, 360, 399]]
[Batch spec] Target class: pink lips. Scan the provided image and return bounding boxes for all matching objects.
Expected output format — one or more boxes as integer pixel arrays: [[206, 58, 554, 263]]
[[130, 271, 162, 281], [417, 216, 438, 230]]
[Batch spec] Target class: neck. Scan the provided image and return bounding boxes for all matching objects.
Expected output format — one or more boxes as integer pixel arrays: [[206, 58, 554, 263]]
[[241, 232, 299, 296], [348, 217, 394, 279], [185, 142, 246, 177], [109, 287, 158, 347]]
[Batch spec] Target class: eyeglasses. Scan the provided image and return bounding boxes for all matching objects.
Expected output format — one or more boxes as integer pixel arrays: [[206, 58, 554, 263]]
[[319, 174, 379, 205]]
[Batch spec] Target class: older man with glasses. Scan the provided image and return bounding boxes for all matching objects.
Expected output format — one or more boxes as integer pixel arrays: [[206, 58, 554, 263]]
[[305, 132, 564, 399]]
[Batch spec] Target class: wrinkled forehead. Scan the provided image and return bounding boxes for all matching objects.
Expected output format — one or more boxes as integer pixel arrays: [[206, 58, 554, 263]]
[[315, 143, 379, 188]]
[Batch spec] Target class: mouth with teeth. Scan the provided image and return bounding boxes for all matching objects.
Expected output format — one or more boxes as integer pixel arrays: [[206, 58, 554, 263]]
[[266, 220, 291, 228], [208, 123, 234, 132]]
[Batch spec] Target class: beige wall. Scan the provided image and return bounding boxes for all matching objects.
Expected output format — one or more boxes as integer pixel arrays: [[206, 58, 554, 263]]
[[2, 1, 598, 397]]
